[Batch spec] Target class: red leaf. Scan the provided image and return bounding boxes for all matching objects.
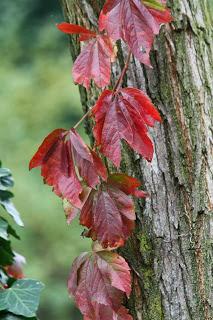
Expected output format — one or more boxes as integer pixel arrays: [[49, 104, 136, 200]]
[[29, 128, 66, 169], [58, 22, 115, 88], [29, 129, 107, 207], [68, 251, 132, 320], [80, 188, 134, 248], [80, 173, 147, 248], [99, 0, 172, 65], [69, 129, 107, 187], [145, 0, 172, 25], [72, 35, 115, 88], [90, 149, 108, 181], [88, 305, 133, 320], [57, 22, 96, 41], [97, 251, 131, 295], [92, 88, 161, 167], [29, 129, 82, 207]]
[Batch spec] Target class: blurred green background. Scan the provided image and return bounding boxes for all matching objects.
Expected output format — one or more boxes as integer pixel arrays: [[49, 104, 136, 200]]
[[0, 1, 212, 320], [0, 1, 90, 319]]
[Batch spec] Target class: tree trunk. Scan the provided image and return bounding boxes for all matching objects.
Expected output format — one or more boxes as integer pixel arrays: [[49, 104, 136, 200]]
[[59, 1, 213, 319]]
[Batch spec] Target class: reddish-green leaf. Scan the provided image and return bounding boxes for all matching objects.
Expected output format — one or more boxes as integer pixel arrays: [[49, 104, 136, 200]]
[[29, 129, 106, 207], [57, 22, 115, 88], [145, 0, 172, 24], [99, 0, 172, 65], [143, 0, 166, 11], [63, 199, 80, 224], [92, 88, 161, 167], [63, 186, 91, 224], [108, 173, 149, 198], [80, 173, 147, 248], [68, 251, 132, 320]]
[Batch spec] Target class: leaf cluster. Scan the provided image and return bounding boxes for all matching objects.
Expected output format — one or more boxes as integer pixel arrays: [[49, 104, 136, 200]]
[[0, 162, 44, 319], [30, 1, 172, 319]]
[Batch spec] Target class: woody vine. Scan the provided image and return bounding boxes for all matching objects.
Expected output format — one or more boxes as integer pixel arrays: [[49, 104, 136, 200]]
[[30, 1, 172, 319]]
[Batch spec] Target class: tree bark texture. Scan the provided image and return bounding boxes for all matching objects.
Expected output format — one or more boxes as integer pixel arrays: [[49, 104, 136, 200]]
[[59, 1, 213, 319]]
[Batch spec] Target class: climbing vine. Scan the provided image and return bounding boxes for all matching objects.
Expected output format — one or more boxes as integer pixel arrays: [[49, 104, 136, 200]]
[[30, 1, 172, 319]]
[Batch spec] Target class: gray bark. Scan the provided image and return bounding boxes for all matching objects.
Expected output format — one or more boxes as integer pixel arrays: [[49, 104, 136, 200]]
[[59, 1, 213, 319]]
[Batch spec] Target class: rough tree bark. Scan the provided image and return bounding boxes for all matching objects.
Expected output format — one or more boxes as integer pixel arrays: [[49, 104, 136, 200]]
[[59, 1, 213, 319]]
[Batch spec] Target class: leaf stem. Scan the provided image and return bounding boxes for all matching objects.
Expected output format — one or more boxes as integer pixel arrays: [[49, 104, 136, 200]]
[[74, 107, 92, 129], [113, 51, 131, 93]]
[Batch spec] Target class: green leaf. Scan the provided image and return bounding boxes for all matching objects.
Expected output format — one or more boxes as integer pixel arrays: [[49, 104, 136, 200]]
[[0, 191, 14, 202], [0, 218, 8, 240], [7, 226, 20, 240], [0, 199, 24, 227], [0, 218, 20, 241], [0, 312, 37, 319], [0, 271, 8, 286], [0, 169, 14, 191], [0, 239, 14, 266], [0, 164, 23, 227], [142, 0, 165, 11], [0, 279, 44, 318]]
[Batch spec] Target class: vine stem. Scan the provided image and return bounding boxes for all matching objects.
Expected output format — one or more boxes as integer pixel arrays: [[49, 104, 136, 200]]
[[113, 51, 132, 93], [74, 107, 92, 129]]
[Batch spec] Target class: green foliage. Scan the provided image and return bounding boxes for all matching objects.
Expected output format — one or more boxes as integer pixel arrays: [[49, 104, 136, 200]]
[[0, 1, 88, 319], [0, 218, 19, 241], [0, 167, 23, 227], [0, 314, 36, 320], [0, 238, 14, 266], [0, 219, 9, 240], [0, 163, 43, 319], [0, 279, 44, 318], [0, 164, 17, 267], [0, 168, 14, 189]]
